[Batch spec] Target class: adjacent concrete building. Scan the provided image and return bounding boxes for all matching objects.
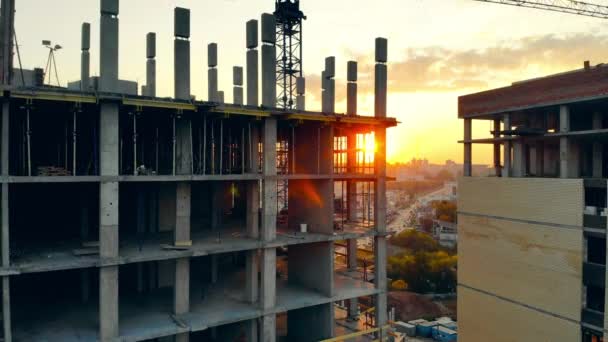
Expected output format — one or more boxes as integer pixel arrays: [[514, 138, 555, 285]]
[[458, 63, 608, 342], [0, 1, 396, 341]]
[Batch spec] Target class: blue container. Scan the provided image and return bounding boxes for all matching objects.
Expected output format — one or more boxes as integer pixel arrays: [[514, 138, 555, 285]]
[[417, 321, 438, 338], [434, 326, 457, 342]]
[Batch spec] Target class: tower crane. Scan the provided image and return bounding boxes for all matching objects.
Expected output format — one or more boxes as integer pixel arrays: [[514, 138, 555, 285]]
[[473, 0, 608, 18]]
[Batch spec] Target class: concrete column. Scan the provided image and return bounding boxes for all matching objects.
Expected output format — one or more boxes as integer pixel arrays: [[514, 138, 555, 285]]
[[99, 0, 119, 93], [512, 141, 525, 177], [145, 32, 156, 97], [321, 70, 328, 113], [347, 61, 357, 116], [493, 118, 501, 176], [463, 118, 472, 177], [559, 105, 579, 178], [246, 19, 259, 107], [346, 238, 359, 320], [593, 112, 603, 178], [535, 142, 544, 177], [245, 179, 259, 342], [233, 66, 244, 105], [174, 7, 191, 101], [296, 77, 305, 111], [98, 2, 120, 340], [81, 22, 91, 91], [173, 182, 191, 342], [260, 118, 277, 342], [99, 105, 119, 341], [208, 43, 218, 102], [503, 113, 512, 177], [173, 9, 191, 342], [1, 99, 10, 342], [261, 13, 276, 108], [325, 57, 335, 114], [374, 125, 388, 339], [374, 38, 388, 118]]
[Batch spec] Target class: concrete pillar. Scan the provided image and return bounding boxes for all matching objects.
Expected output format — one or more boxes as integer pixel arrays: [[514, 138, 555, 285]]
[[99, 105, 119, 342], [559, 105, 579, 178], [321, 70, 328, 113], [493, 118, 501, 176], [99, 0, 119, 93], [173, 183, 191, 342], [463, 118, 472, 177], [217, 90, 224, 104], [374, 124, 388, 339], [233, 66, 244, 105], [593, 112, 603, 178], [174, 7, 191, 100], [535, 142, 544, 177], [347, 61, 357, 116], [173, 9, 191, 342], [503, 113, 512, 177], [145, 32, 156, 97], [296, 77, 305, 111], [1, 99, 10, 342], [246, 19, 259, 107], [208, 43, 218, 102], [260, 118, 277, 342], [261, 13, 276, 108], [512, 141, 525, 177], [346, 237, 359, 320], [81, 22, 91, 91], [245, 179, 259, 342], [325, 57, 335, 114], [374, 38, 388, 118], [99, 2, 120, 340]]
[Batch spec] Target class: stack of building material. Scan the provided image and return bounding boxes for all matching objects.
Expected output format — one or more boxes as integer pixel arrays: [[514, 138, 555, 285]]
[[417, 321, 438, 338], [431, 325, 458, 342], [393, 321, 416, 337]]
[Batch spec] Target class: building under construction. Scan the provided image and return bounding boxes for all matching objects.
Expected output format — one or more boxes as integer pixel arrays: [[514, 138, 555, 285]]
[[459, 62, 608, 341], [0, 0, 396, 341]]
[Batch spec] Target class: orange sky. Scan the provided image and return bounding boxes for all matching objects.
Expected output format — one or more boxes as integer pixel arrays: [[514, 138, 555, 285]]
[[12, 0, 608, 164]]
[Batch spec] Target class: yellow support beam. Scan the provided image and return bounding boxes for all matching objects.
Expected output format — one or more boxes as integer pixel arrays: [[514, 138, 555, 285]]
[[12, 90, 97, 104], [123, 98, 196, 111], [209, 106, 270, 117], [286, 113, 335, 122]]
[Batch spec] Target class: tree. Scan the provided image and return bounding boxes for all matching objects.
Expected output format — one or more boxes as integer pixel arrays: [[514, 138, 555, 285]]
[[432, 200, 457, 223], [390, 230, 439, 252], [388, 229, 458, 293]]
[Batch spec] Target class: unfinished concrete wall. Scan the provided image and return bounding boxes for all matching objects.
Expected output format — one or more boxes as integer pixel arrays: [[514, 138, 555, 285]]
[[458, 177, 584, 342], [458, 177, 583, 226], [287, 179, 333, 234], [288, 242, 333, 296], [458, 286, 581, 342], [458, 214, 582, 320]]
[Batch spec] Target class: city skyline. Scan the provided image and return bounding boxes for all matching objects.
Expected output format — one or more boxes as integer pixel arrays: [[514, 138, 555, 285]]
[[11, 0, 607, 164]]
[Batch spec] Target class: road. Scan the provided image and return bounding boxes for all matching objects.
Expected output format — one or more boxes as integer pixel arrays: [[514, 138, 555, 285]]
[[387, 183, 454, 235]]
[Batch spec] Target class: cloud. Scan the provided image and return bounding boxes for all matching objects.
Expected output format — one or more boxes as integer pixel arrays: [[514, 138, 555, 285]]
[[304, 32, 608, 101]]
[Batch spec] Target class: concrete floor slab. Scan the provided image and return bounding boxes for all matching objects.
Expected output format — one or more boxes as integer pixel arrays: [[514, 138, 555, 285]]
[[13, 297, 98, 342], [9, 228, 377, 275]]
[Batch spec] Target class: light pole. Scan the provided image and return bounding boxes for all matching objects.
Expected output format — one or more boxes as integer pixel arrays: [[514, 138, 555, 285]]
[[42, 40, 62, 86]]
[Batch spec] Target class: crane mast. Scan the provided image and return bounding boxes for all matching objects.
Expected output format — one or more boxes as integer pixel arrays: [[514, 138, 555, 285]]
[[474, 0, 608, 18]]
